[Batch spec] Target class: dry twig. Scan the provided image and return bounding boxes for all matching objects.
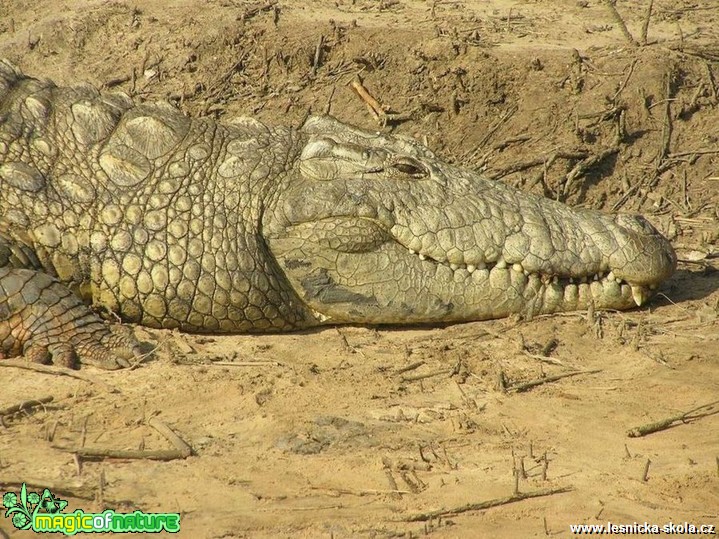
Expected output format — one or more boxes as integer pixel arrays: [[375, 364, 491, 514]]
[[401, 368, 452, 383], [602, 0, 637, 47], [523, 352, 568, 367], [53, 417, 193, 461], [51, 447, 188, 461], [350, 79, 410, 126], [311, 35, 325, 76], [488, 151, 588, 180], [0, 396, 54, 418], [640, 0, 653, 45], [395, 361, 425, 375], [148, 417, 193, 457], [627, 399, 719, 437], [211, 360, 281, 367], [310, 486, 411, 497], [403, 486, 573, 522], [657, 72, 673, 169], [611, 60, 638, 102], [642, 458, 652, 481], [0, 359, 119, 393], [669, 148, 719, 159], [563, 147, 620, 197], [239, 0, 278, 21], [508, 369, 602, 393], [351, 79, 386, 122], [51, 445, 187, 460]]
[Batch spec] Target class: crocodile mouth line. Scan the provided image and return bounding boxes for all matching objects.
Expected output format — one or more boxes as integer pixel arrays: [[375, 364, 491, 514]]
[[400, 244, 654, 307]]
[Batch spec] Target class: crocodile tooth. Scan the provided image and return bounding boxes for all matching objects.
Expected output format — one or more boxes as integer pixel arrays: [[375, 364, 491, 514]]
[[552, 276, 559, 284], [311, 308, 331, 322], [495, 259, 507, 269], [512, 263, 523, 273], [450, 263, 459, 271], [409, 248, 416, 255], [593, 273, 599, 281], [477, 261, 486, 270], [631, 285, 647, 307], [418, 254, 426, 261], [467, 264, 476, 273], [606, 271, 615, 282]]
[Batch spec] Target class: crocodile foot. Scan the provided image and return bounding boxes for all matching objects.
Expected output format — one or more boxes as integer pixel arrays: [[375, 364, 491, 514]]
[[0, 268, 145, 369]]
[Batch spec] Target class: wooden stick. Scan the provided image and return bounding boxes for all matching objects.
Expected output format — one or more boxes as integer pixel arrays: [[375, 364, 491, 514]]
[[704, 61, 718, 101], [488, 151, 588, 180], [148, 417, 193, 457], [508, 369, 602, 393], [401, 368, 452, 383], [611, 59, 638, 102], [384, 469, 402, 500], [210, 360, 281, 367], [51, 447, 189, 461], [240, 0, 278, 21], [668, 148, 719, 159], [311, 35, 325, 76], [52, 416, 194, 461], [657, 73, 673, 166], [310, 486, 411, 497], [0, 396, 54, 417], [395, 360, 425, 375], [602, 0, 638, 46], [627, 399, 719, 437], [640, 0, 654, 45], [0, 359, 120, 393], [403, 486, 573, 522], [563, 147, 620, 196], [350, 79, 385, 122], [475, 105, 517, 150], [324, 86, 336, 115], [642, 458, 651, 481], [523, 352, 567, 367]]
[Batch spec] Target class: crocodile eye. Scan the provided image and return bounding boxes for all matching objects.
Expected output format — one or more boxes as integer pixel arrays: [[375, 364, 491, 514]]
[[392, 158, 426, 177]]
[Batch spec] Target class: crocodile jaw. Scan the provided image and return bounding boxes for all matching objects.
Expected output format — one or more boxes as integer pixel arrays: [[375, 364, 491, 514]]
[[268, 216, 672, 325], [264, 116, 676, 325]]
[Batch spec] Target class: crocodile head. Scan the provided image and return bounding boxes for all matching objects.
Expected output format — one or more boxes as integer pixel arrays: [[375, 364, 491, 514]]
[[265, 116, 676, 325]]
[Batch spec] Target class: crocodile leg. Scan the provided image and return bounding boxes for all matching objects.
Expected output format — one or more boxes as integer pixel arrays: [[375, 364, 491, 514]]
[[0, 267, 142, 369]]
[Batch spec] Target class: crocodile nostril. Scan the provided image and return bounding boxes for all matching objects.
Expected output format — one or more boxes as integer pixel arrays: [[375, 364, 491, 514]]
[[615, 213, 656, 235]]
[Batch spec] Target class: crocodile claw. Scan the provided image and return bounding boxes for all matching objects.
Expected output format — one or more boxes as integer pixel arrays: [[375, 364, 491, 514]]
[[0, 267, 148, 370]]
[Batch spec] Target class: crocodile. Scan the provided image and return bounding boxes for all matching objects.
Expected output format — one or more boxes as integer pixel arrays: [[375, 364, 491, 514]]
[[0, 59, 676, 369]]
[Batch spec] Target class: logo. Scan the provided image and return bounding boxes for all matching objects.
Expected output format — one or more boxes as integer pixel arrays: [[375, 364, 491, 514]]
[[2, 483, 180, 534]]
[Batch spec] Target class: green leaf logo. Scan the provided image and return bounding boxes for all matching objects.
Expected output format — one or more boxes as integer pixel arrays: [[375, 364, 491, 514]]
[[1, 492, 18, 509], [37, 489, 68, 514], [2, 484, 33, 530], [2, 484, 67, 531]]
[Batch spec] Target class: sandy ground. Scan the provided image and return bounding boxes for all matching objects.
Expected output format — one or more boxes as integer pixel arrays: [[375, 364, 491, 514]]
[[1, 0, 718, 537]]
